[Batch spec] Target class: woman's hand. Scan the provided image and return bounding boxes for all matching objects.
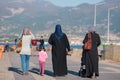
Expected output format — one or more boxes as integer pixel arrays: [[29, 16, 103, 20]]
[[67, 49, 73, 56]]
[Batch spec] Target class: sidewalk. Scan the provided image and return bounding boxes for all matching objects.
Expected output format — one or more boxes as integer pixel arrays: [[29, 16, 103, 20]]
[[1, 51, 120, 80], [0, 53, 15, 80], [1, 52, 56, 80]]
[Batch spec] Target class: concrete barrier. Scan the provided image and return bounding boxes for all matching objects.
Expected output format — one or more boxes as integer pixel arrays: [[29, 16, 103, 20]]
[[104, 45, 120, 62], [72, 49, 82, 57], [112, 46, 120, 62]]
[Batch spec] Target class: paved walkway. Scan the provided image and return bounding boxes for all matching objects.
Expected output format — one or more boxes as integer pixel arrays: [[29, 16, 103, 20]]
[[0, 53, 15, 80], [0, 51, 120, 80]]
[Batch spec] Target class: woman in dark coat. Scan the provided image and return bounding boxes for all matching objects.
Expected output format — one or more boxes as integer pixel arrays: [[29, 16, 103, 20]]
[[48, 24, 71, 76], [38, 36, 44, 50], [83, 27, 101, 78]]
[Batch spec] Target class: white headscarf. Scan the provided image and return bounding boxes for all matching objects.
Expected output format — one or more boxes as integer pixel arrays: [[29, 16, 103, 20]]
[[23, 28, 31, 35], [88, 26, 96, 32]]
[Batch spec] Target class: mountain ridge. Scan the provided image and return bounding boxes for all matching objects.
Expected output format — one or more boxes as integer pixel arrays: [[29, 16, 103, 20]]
[[0, 0, 120, 36]]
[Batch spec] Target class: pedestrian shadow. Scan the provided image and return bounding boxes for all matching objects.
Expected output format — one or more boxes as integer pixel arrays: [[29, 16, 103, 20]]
[[68, 70, 79, 76], [29, 68, 54, 76], [8, 67, 23, 75], [44, 70, 54, 76], [29, 68, 39, 74]]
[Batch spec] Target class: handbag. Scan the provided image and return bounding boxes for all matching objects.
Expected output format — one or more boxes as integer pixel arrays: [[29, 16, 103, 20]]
[[84, 32, 92, 50], [15, 40, 22, 53]]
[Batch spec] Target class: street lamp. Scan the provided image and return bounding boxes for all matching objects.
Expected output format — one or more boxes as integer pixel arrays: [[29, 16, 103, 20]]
[[94, 2, 105, 27], [107, 7, 118, 43]]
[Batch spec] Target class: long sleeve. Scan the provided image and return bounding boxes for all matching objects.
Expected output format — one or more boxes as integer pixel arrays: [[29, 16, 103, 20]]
[[83, 33, 88, 44], [45, 52, 48, 59], [97, 34, 101, 47], [64, 34, 70, 51], [48, 34, 53, 45], [30, 31, 35, 39], [18, 32, 23, 40]]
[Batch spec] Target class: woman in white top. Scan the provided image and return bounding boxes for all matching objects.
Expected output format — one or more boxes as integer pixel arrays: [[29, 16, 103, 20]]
[[19, 28, 35, 75]]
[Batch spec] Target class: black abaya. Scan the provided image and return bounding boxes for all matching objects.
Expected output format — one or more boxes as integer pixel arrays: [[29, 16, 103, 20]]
[[83, 32, 101, 77], [48, 33, 70, 76]]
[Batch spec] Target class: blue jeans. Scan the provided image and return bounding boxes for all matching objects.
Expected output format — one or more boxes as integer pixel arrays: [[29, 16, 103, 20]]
[[20, 54, 30, 73]]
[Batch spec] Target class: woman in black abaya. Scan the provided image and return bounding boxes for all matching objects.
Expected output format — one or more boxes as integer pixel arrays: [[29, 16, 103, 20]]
[[48, 24, 71, 76], [83, 27, 101, 78]]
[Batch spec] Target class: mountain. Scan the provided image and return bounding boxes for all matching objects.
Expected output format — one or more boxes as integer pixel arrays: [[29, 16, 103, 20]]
[[0, 0, 120, 36]]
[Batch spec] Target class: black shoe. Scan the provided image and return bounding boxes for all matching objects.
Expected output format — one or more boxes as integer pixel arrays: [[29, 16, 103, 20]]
[[87, 76, 92, 78]]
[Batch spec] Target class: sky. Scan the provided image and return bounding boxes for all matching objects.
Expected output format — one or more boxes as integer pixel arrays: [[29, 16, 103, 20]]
[[46, 0, 103, 7]]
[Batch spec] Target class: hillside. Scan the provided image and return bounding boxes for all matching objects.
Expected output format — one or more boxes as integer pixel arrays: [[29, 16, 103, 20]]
[[0, 0, 120, 37]]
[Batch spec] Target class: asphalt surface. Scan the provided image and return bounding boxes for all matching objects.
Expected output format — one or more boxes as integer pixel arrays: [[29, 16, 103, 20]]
[[0, 51, 120, 80]]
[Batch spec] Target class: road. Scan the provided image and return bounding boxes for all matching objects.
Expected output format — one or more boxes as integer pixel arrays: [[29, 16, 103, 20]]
[[6, 51, 120, 80]]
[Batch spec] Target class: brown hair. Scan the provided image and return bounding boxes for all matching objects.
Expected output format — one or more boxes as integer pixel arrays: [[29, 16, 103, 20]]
[[39, 45, 46, 51]]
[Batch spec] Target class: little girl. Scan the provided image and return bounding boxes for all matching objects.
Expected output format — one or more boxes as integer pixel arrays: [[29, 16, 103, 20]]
[[38, 45, 48, 76]]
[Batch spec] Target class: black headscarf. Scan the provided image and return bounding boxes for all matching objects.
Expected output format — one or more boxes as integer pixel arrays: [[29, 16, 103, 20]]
[[54, 24, 64, 41]]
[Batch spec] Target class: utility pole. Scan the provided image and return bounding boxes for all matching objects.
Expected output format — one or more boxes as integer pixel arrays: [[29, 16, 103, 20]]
[[94, 2, 105, 27], [107, 6, 118, 43]]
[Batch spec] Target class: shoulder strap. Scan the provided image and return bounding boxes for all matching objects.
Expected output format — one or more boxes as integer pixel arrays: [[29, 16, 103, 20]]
[[88, 32, 91, 39]]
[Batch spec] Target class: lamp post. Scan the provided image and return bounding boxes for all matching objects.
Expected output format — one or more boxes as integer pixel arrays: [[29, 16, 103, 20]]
[[107, 7, 118, 43], [94, 2, 105, 27]]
